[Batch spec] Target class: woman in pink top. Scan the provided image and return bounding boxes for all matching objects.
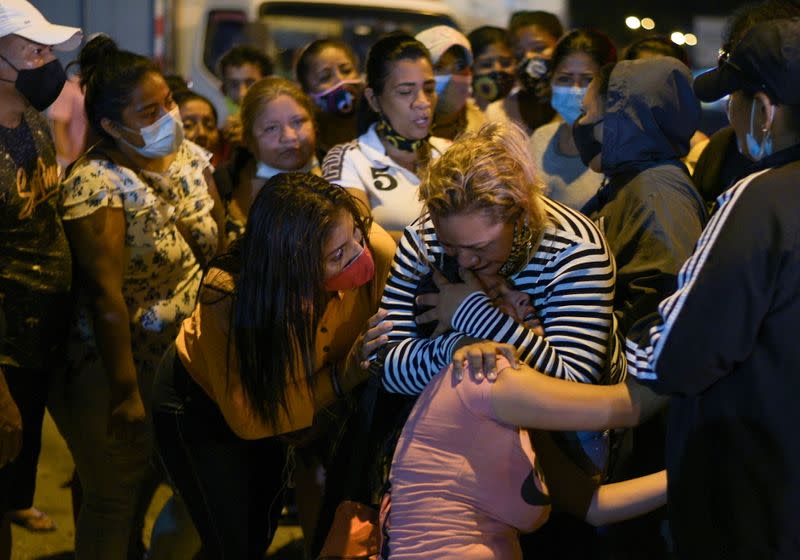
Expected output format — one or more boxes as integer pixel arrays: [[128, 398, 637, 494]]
[[383, 288, 666, 559]]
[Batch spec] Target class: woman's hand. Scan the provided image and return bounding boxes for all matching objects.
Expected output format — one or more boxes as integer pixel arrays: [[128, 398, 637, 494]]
[[452, 341, 520, 382], [108, 384, 147, 441], [350, 309, 392, 371], [415, 268, 484, 338]]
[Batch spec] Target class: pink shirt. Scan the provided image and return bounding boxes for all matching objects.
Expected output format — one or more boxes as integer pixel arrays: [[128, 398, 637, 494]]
[[385, 360, 551, 559]]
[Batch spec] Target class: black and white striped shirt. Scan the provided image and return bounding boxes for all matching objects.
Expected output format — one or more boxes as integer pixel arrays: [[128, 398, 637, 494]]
[[380, 197, 625, 395]]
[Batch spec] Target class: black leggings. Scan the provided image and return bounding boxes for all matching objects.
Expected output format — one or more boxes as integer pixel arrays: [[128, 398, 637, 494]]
[[0, 366, 50, 513], [152, 344, 288, 559]]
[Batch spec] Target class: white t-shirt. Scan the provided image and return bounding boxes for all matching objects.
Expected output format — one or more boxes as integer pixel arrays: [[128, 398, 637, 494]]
[[322, 123, 450, 232]]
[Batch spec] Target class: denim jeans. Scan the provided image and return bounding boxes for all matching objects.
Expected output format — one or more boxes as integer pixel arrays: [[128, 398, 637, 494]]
[[152, 344, 288, 559]]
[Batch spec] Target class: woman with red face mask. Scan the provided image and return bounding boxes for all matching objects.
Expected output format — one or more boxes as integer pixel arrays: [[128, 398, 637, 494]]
[[152, 172, 395, 559]]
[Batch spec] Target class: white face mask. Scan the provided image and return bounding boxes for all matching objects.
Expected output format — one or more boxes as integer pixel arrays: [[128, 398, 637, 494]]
[[118, 107, 184, 159]]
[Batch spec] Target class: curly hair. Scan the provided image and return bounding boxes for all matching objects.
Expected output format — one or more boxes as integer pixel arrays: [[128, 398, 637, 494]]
[[419, 121, 547, 232]]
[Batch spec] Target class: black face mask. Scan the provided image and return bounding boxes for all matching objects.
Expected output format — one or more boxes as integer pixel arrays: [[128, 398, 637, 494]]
[[472, 71, 515, 104], [572, 117, 603, 167], [0, 55, 67, 111], [516, 56, 549, 94]]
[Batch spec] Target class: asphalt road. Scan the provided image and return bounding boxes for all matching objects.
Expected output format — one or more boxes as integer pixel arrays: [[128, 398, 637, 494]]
[[10, 412, 304, 559]]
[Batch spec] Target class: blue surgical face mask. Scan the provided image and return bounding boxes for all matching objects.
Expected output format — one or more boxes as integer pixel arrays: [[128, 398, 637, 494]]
[[745, 98, 773, 161], [551, 85, 587, 126], [434, 74, 452, 97]]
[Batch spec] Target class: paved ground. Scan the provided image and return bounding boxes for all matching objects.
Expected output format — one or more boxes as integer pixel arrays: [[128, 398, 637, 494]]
[[10, 412, 304, 559]]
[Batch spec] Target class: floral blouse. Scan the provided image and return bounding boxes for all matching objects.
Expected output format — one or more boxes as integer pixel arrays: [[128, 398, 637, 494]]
[[59, 140, 218, 376]]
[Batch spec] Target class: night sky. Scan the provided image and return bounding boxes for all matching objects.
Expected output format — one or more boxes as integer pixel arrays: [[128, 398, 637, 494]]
[[568, 0, 775, 66]]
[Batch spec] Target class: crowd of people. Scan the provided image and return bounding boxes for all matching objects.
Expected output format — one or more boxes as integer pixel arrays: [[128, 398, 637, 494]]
[[1, 0, 800, 558]]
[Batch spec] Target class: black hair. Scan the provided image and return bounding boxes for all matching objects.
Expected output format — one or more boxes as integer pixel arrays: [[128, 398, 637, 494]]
[[467, 26, 512, 60], [295, 38, 359, 92], [225, 172, 371, 428], [357, 32, 432, 134], [508, 11, 563, 40], [79, 35, 160, 142], [624, 35, 689, 66], [173, 89, 219, 125], [164, 74, 190, 95], [724, 0, 800, 53], [218, 44, 273, 79], [551, 28, 617, 76]]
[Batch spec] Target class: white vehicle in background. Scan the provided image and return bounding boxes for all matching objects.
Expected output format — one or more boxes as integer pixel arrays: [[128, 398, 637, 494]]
[[174, 0, 460, 119]]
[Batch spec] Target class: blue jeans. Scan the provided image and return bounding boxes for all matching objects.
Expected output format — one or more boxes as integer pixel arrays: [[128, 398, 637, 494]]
[[152, 344, 287, 559]]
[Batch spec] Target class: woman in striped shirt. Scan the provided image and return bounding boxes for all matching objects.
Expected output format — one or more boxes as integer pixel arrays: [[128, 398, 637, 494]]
[[377, 121, 623, 386]]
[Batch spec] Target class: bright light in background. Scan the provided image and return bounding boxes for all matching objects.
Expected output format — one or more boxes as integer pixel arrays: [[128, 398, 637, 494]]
[[671, 31, 686, 45], [641, 17, 656, 30], [625, 16, 641, 30], [684, 33, 698, 46]]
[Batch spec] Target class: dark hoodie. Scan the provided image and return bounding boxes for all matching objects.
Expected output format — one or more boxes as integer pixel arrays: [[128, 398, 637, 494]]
[[587, 58, 707, 341], [587, 58, 708, 559]]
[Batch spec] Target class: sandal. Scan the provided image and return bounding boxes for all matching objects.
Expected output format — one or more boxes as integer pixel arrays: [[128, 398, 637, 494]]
[[9, 507, 57, 532]]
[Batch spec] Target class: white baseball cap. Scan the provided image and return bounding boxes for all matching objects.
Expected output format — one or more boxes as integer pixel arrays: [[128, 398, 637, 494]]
[[415, 25, 472, 66], [0, 0, 82, 51]]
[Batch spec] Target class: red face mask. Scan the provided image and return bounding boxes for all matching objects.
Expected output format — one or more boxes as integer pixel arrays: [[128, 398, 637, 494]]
[[323, 245, 375, 292]]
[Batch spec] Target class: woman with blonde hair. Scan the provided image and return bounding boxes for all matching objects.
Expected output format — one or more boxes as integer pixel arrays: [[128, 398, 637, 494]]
[[214, 76, 320, 241], [377, 121, 623, 399]]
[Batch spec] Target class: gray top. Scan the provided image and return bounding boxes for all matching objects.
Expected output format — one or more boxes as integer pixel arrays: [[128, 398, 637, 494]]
[[529, 121, 602, 212]]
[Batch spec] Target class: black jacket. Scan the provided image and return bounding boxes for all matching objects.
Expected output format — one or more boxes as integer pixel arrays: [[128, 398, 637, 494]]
[[627, 145, 800, 558]]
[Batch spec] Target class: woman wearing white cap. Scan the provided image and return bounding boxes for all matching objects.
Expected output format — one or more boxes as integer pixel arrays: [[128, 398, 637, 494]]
[[415, 25, 485, 141]]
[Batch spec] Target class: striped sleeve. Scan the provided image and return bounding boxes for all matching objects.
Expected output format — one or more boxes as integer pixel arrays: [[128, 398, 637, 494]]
[[379, 218, 467, 395], [625, 169, 773, 393], [449, 203, 617, 384]]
